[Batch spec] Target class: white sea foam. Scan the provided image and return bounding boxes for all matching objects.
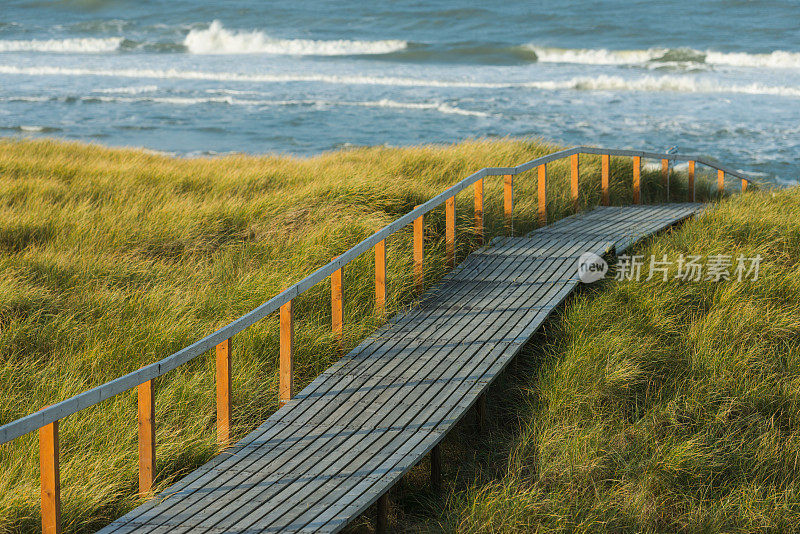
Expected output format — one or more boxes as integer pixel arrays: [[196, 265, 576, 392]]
[[94, 85, 159, 94], [79, 94, 488, 117], [0, 37, 123, 53], [0, 65, 506, 88], [546, 75, 800, 97], [525, 46, 663, 65], [2, 65, 799, 98], [183, 20, 407, 55], [705, 50, 800, 69], [524, 45, 800, 69]]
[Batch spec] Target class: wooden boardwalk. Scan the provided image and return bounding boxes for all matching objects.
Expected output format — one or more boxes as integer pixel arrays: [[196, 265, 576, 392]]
[[98, 203, 702, 534]]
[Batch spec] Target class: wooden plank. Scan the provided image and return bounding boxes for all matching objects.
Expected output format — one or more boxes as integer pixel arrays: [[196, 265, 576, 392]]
[[474, 179, 484, 246], [331, 262, 343, 352], [138, 380, 156, 494], [375, 240, 386, 315], [103, 239, 536, 531], [504, 174, 513, 235], [188, 284, 576, 528], [300, 258, 600, 528], [114, 247, 608, 534], [267, 248, 598, 532], [376, 492, 389, 534], [538, 164, 547, 227], [194, 242, 592, 528], [138, 240, 580, 534], [446, 196, 455, 269], [414, 207, 424, 293], [40, 418, 61, 534], [633, 156, 641, 204], [571, 153, 579, 212], [688, 160, 695, 202], [430, 444, 441, 492], [602, 154, 610, 206], [476, 393, 487, 431], [216, 339, 232, 446], [280, 300, 294, 407]]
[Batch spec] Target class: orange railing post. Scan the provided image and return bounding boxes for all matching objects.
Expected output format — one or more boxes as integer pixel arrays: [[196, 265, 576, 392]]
[[601, 154, 610, 206], [215, 339, 232, 446], [570, 153, 579, 212], [717, 169, 725, 196], [537, 164, 547, 226], [413, 206, 424, 292], [279, 300, 294, 406], [375, 241, 386, 314], [742, 179, 748, 192], [331, 260, 343, 351], [661, 158, 669, 201], [632, 156, 641, 204], [504, 175, 513, 235], [474, 179, 484, 246], [445, 196, 455, 268], [40, 417, 61, 534], [138, 380, 155, 494], [688, 160, 696, 202]]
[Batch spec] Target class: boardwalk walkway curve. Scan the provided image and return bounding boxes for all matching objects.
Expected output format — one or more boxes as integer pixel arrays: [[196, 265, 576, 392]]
[[0, 147, 753, 534]]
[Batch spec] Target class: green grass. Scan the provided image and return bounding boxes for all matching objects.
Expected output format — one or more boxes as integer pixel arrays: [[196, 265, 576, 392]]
[[0, 137, 727, 533], [441, 187, 800, 533]]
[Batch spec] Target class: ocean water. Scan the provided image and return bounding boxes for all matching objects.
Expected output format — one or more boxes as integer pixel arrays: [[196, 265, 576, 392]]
[[1, 0, 798, 185]]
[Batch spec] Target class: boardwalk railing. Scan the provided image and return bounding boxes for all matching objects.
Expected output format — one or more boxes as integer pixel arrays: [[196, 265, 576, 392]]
[[0, 146, 753, 534]]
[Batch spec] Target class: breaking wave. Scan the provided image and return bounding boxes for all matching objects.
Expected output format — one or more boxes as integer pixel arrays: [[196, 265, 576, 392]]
[[183, 20, 407, 55], [523, 45, 800, 69], [0, 37, 124, 53]]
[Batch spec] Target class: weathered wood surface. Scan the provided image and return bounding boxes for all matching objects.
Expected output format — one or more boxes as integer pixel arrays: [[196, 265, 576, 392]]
[[527, 203, 703, 253], [100, 204, 703, 534]]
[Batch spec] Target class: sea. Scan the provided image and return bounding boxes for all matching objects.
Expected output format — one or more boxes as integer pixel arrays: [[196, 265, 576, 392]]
[[1, 0, 799, 185]]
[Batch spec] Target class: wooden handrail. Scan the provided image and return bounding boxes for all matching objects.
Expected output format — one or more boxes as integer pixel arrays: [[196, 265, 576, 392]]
[[3, 145, 757, 531]]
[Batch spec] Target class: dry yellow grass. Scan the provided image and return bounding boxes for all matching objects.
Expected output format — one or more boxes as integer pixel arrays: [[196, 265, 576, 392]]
[[0, 137, 715, 532]]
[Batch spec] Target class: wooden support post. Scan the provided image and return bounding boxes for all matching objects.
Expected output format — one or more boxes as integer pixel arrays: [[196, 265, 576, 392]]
[[662, 158, 670, 202], [601, 154, 610, 206], [504, 174, 513, 236], [632, 156, 641, 204], [718, 169, 725, 196], [375, 240, 386, 315], [138, 380, 155, 494], [474, 179, 484, 246], [39, 418, 61, 534], [688, 160, 696, 202], [431, 443, 442, 493], [279, 300, 294, 406], [413, 207, 424, 293], [570, 153, 579, 212], [445, 196, 455, 269], [331, 261, 343, 351], [215, 339, 232, 446], [376, 492, 389, 534], [742, 179, 748, 192], [476, 393, 487, 431], [537, 164, 547, 227]]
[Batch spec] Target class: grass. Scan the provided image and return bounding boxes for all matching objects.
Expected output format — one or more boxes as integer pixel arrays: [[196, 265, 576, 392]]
[[431, 186, 800, 533], [0, 136, 727, 533]]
